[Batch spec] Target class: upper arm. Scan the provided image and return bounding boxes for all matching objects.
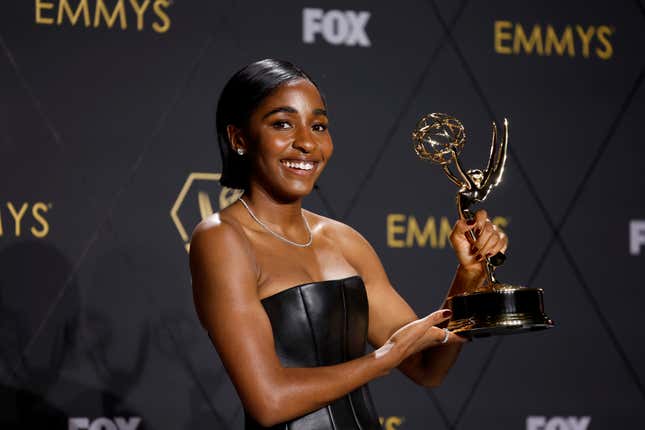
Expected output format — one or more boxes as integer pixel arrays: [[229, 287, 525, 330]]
[[189, 215, 282, 417], [330, 222, 419, 349]]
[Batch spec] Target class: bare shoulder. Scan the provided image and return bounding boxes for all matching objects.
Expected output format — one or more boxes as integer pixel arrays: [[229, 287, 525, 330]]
[[305, 210, 376, 267], [306, 210, 367, 244], [191, 210, 245, 253], [189, 208, 257, 285]]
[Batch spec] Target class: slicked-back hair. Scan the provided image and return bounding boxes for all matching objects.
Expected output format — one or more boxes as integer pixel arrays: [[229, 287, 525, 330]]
[[215, 59, 321, 190]]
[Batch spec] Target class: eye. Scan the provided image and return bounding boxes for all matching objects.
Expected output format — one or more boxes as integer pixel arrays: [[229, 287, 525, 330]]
[[312, 123, 328, 132], [272, 120, 291, 129]]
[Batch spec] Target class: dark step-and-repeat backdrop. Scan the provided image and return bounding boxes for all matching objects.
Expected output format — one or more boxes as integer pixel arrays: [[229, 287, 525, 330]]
[[1, 1, 644, 429]]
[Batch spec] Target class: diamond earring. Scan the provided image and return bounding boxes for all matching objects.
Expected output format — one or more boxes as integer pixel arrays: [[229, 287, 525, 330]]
[[236, 148, 245, 155]]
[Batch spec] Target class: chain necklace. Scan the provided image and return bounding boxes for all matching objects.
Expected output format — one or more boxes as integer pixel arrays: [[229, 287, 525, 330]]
[[239, 197, 313, 248]]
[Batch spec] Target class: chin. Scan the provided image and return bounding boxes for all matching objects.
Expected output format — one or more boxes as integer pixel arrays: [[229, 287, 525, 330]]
[[280, 183, 316, 202], [264, 176, 316, 202], [254, 165, 324, 202]]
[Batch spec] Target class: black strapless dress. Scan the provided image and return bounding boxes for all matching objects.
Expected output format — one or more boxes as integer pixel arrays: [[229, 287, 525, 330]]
[[245, 275, 382, 430]]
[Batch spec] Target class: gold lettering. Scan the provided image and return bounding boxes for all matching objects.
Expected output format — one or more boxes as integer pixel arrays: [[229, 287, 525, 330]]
[[0, 210, 3, 236], [494, 20, 513, 54], [58, 0, 90, 26], [94, 0, 127, 30], [387, 214, 406, 248], [575, 25, 595, 58], [152, 0, 171, 33], [31, 202, 50, 238], [385, 416, 404, 430], [545, 25, 574, 57], [513, 24, 543, 55], [595, 25, 613, 60], [7, 202, 28, 236], [437, 216, 452, 248], [389, 215, 509, 249], [130, 0, 151, 31], [492, 216, 509, 230], [406, 216, 437, 248], [35, 0, 55, 25]]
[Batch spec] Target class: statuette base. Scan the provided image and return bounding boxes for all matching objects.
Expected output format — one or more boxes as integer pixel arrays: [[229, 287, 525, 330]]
[[446, 285, 554, 338]]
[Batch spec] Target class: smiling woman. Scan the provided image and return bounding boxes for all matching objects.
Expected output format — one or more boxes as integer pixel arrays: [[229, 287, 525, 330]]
[[188, 59, 508, 429], [214, 59, 329, 194]]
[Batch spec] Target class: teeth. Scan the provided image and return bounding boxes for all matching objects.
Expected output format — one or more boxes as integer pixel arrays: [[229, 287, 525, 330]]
[[283, 160, 314, 171]]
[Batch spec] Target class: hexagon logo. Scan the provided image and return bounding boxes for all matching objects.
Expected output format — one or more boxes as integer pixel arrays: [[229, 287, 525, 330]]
[[170, 172, 243, 252]]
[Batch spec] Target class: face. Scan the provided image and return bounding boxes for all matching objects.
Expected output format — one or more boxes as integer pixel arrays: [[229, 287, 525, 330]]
[[235, 78, 333, 201]]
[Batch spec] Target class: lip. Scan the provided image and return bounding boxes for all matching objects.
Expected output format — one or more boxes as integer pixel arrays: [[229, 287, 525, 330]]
[[280, 158, 319, 176]]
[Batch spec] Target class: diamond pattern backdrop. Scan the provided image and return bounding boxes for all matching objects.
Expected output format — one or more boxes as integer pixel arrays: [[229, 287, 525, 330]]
[[1, 1, 644, 429]]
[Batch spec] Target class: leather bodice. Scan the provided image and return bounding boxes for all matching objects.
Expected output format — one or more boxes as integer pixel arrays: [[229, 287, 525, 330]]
[[245, 276, 381, 430]]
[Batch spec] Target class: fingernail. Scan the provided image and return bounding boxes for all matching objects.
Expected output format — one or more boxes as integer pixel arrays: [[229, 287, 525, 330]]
[[466, 219, 476, 225], [442, 310, 452, 318]]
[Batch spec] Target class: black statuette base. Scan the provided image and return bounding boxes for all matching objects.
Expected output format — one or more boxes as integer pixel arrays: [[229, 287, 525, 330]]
[[446, 285, 554, 338]]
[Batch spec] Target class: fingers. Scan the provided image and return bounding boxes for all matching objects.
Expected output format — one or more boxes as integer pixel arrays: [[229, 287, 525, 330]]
[[428, 326, 469, 346], [476, 225, 508, 259], [452, 209, 488, 247], [451, 217, 472, 238], [468, 210, 508, 260], [473, 222, 495, 250], [473, 209, 488, 225], [413, 326, 467, 351], [473, 224, 498, 260], [423, 309, 453, 325], [486, 230, 507, 257], [392, 310, 451, 344], [452, 209, 486, 234], [386, 309, 466, 363], [411, 310, 465, 352], [426, 309, 468, 346], [423, 310, 469, 346], [408, 309, 453, 344]]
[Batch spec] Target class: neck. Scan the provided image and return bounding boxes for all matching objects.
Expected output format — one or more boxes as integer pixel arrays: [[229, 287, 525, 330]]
[[241, 185, 304, 229]]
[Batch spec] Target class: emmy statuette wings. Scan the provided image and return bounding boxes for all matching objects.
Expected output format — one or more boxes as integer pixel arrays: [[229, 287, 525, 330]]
[[411, 113, 554, 338]]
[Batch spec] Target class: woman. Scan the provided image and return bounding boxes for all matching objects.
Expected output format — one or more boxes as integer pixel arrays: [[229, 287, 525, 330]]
[[189, 59, 507, 429]]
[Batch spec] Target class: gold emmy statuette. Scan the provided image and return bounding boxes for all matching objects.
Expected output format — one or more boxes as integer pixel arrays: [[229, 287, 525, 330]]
[[412, 113, 554, 338]]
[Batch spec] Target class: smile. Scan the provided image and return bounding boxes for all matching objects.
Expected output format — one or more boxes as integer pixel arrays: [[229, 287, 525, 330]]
[[281, 159, 317, 172]]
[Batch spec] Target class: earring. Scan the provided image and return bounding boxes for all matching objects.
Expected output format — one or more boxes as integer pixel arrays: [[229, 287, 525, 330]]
[[236, 148, 245, 155]]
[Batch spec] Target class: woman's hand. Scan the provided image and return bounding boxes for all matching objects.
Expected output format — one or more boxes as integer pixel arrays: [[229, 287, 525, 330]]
[[449, 209, 508, 273], [375, 309, 466, 370]]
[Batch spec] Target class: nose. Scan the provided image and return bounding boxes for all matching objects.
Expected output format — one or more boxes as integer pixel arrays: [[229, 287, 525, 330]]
[[292, 126, 316, 153]]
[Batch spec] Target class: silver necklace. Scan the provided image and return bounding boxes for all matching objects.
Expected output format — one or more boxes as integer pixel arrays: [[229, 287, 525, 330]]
[[239, 197, 313, 248]]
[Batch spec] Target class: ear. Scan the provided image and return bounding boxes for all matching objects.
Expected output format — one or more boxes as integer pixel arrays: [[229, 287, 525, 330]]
[[226, 124, 247, 153]]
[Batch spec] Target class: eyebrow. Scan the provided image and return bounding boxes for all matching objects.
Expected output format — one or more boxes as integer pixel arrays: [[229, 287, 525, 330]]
[[262, 106, 328, 119]]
